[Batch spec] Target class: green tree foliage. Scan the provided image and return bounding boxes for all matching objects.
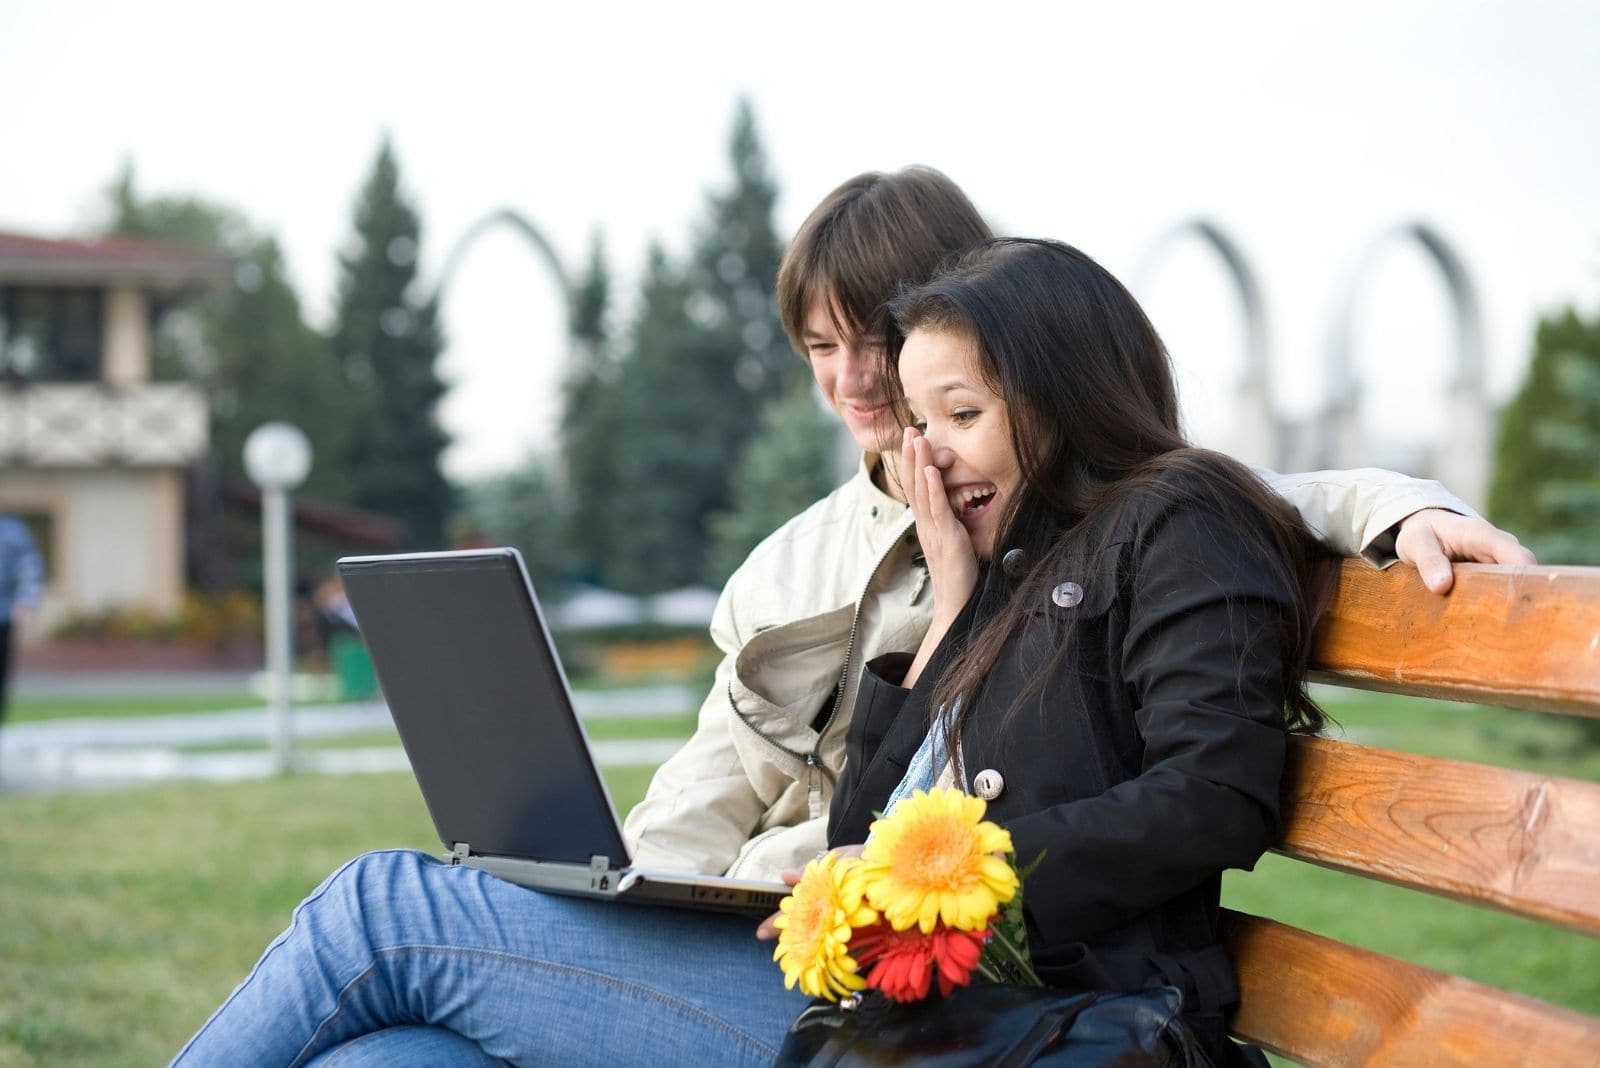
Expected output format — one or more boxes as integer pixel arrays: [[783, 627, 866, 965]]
[[1488, 303, 1600, 564], [569, 228, 611, 358], [561, 233, 629, 585], [684, 97, 805, 402], [459, 459, 574, 593], [604, 246, 729, 593], [331, 138, 454, 549], [708, 382, 840, 579], [560, 99, 809, 593], [103, 165, 352, 504]]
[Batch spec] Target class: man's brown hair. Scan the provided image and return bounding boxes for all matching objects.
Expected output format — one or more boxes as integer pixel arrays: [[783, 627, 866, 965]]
[[776, 166, 993, 353]]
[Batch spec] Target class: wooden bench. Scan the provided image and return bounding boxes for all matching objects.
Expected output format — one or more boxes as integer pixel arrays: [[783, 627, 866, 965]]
[[1221, 561, 1600, 1066]]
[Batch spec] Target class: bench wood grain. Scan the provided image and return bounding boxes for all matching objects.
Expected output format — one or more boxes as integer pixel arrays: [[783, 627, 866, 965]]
[[1226, 560, 1600, 1067]]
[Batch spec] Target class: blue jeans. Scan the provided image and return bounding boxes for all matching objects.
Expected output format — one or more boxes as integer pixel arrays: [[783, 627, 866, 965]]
[[172, 849, 809, 1067]]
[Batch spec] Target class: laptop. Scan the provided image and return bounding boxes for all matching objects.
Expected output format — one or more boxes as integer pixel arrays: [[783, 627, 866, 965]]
[[336, 547, 789, 916]]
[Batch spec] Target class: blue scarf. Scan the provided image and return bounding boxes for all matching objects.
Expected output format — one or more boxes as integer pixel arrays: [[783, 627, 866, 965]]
[[879, 697, 965, 818]]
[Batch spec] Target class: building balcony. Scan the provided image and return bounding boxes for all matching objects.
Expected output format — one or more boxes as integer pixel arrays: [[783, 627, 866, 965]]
[[0, 382, 208, 467]]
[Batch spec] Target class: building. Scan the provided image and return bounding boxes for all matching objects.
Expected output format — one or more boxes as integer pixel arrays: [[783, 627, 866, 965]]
[[0, 230, 225, 632]]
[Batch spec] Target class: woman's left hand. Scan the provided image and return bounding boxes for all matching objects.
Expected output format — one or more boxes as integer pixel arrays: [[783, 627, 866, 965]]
[[903, 426, 978, 626]]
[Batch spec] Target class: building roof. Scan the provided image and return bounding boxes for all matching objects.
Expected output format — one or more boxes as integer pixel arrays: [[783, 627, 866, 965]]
[[0, 230, 229, 291], [223, 482, 411, 549]]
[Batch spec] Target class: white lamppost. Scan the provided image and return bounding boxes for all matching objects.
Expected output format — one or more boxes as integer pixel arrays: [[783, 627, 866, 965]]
[[243, 422, 312, 775]]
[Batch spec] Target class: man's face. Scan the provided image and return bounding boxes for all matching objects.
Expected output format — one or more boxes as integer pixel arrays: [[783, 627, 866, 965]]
[[801, 296, 900, 454]]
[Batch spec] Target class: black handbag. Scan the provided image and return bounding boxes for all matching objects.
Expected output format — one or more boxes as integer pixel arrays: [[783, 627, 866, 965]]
[[774, 982, 1213, 1067]]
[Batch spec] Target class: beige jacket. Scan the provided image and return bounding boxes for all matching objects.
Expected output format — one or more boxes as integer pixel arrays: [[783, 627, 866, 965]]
[[621, 459, 1473, 881]]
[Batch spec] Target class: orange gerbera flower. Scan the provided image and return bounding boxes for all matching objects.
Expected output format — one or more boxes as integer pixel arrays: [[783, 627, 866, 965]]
[[852, 920, 989, 1002], [860, 788, 1019, 933], [771, 853, 878, 1001]]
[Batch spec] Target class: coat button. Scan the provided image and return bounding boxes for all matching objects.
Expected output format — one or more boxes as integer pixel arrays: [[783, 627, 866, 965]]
[[1001, 548, 1028, 579], [1051, 581, 1084, 608], [973, 769, 1005, 800]]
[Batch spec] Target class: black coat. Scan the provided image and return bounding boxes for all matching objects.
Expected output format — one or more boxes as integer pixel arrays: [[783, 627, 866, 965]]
[[828, 475, 1298, 1050]]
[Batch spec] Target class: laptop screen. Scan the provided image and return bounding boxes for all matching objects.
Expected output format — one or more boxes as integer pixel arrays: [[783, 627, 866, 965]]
[[338, 549, 631, 868]]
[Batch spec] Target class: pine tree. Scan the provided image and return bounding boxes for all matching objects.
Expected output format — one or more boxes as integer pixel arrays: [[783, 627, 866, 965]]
[[560, 232, 626, 586], [331, 138, 454, 548], [603, 245, 726, 593], [1488, 303, 1600, 564], [559, 101, 805, 593], [569, 228, 611, 366], [684, 97, 804, 404]]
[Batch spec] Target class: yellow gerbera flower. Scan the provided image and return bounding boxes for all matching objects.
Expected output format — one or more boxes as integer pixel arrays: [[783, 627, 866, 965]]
[[771, 853, 878, 1001], [860, 787, 1019, 934]]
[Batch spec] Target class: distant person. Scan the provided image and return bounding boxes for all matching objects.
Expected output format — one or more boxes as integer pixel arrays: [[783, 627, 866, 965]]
[[311, 574, 359, 649], [173, 167, 1535, 1066], [0, 512, 43, 726]]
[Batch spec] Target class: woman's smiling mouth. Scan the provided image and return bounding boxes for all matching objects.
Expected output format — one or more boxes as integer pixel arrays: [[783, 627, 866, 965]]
[[950, 484, 998, 521]]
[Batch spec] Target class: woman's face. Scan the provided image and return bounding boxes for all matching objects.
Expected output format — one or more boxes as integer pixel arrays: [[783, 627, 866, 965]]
[[896, 327, 1021, 559]]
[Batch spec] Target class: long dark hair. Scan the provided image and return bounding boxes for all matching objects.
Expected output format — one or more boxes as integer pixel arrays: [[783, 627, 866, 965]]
[[884, 238, 1331, 745]]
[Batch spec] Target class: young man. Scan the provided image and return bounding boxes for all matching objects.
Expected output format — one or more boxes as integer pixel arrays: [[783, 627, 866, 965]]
[[174, 167, 1531, 1067]]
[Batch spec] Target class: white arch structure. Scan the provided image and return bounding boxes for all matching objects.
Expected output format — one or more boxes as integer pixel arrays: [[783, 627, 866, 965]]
[[429, 209, 578, 472], [1321, 222, 1490, 508], [436, 208, 575, 320], [1132, 219, 1277, 468]]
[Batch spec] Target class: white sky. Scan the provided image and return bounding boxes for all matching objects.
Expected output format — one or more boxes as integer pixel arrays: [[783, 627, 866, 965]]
[[3, 0, 1598, 483]]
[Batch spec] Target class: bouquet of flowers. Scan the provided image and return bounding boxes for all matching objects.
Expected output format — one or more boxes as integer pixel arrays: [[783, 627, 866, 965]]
[[771, 786, 1042, 1003]]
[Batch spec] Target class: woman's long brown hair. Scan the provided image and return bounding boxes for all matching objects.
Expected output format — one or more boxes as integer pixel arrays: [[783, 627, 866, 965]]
[[883, 239, 1333, 760]]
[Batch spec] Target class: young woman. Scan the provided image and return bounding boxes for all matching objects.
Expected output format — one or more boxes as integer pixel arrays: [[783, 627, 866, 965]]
[[825, 237, 1332, 1063]]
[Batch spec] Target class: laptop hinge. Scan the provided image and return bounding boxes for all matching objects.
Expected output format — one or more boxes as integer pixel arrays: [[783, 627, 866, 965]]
[[589, 854, 612, 891], [450, 842, 472, 865]]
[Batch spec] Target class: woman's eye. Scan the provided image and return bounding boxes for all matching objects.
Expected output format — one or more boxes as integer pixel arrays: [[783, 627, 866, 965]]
[[911, 420, 928, 434], [952, 409, 979, 426]]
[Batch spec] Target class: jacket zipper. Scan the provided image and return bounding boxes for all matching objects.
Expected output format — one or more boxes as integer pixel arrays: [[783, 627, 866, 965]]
[[726, 517, 916, 800], [819, 521, 914, 744]]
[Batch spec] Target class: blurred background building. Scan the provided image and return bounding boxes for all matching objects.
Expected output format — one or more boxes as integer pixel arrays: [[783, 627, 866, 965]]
[[0, 231, 222, 630]]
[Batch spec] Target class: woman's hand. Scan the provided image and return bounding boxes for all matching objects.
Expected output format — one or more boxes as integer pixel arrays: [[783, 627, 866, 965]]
[[755, 845, 866, 941], [902, 426, 978, 627]]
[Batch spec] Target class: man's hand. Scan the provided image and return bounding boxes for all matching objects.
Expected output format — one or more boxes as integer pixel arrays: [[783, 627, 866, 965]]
[[1394, 509, 1537, 594], [755, 844, 866, 941]]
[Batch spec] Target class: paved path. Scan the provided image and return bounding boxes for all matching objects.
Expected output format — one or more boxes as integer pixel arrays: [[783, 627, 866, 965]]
[[0, 685, 698, 795]]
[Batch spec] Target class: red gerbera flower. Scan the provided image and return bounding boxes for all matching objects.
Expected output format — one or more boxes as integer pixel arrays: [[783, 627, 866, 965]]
[[851, 920, 990, 1002]]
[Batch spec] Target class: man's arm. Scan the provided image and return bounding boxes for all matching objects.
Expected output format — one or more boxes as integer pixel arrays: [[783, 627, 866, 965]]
[[621, 577, 768, 876], [1257, 467, 1535, 592]]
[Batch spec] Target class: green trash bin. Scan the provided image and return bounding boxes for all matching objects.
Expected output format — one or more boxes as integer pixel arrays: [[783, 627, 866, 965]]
[[329, 632, 378, 699]]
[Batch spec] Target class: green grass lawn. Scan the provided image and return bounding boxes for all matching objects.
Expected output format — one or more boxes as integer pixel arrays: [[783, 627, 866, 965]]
[[6, 693, 266, 724], [0, 768, 660, 1068], [1, 688, 1596, 1066]]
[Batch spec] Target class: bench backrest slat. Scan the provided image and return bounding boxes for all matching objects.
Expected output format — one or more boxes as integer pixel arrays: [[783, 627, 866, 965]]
[[1225, 561, 1600, 1065], [1308, 563, 1600, 716], [1276, 735, 1600, 935], [1221, 910, 1600, 1067]]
